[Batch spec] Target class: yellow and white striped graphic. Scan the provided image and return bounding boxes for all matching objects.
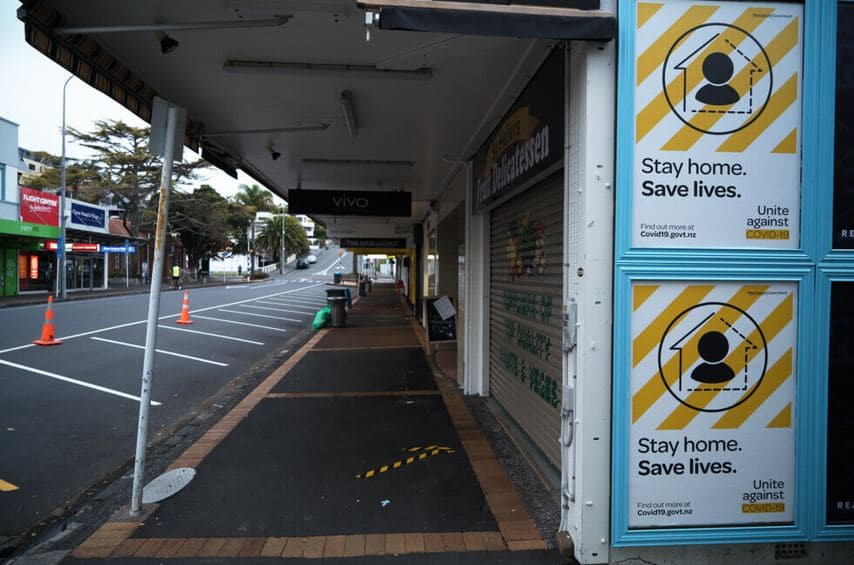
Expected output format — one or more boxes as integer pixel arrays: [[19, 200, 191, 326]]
[[628, 281, 796, 527], [636, 1, 802, 153], [632, 282, 795, 429]]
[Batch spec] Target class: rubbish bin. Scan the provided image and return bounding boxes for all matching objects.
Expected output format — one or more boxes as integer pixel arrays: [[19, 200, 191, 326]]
[[358, 280, 367, 297], [333, 272, 342, 284], [327, 297, 347, 327]]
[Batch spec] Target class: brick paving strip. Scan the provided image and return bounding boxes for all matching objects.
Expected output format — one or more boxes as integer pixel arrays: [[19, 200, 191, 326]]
[[97, 532, 506, 558], [71, 299, 544, 559], [265, 390, 441, 399], [409, 315, 548, 551]]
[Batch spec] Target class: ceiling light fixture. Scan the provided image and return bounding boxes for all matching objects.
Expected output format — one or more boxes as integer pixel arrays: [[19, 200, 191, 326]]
[[222, 60, 433, 81], [340, 91, 358, 139], [158, 32, 179, 54], [268, 143, 282, 161], [301, 158, 415, 167], [203, 123, 331, 137], [55, 15, 291, 34]]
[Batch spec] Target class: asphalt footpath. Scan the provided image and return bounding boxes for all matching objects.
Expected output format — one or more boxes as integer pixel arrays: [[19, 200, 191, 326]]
[[59, 285, 567, 564]]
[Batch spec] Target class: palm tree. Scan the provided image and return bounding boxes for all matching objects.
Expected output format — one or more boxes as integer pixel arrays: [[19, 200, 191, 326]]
[[256, 214, 310, 264], [233, 184, 275, 275]]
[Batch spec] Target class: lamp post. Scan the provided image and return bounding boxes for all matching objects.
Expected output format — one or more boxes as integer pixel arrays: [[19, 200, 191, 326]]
[[57, 75, 74, 300], [280, 203, 286, 275]]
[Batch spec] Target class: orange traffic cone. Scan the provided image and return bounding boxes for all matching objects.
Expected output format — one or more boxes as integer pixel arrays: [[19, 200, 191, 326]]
[[176, 290, 193, 325], [33, 296, 62, 346]]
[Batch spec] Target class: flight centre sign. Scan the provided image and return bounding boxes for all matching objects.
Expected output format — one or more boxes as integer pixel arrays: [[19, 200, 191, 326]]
[[629, 281, 796, 527], [632, 1, 803, 249]]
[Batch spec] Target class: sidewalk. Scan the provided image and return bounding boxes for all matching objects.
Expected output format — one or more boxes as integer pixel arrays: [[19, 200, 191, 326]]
[[53, 284, 566, 564]]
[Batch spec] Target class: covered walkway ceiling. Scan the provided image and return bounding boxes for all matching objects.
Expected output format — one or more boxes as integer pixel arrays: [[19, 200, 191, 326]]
[[18, 0, 613, 238]]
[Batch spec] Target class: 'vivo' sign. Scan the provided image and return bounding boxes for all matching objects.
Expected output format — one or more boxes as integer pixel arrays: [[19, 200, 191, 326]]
[[288, 189, 411, 217]]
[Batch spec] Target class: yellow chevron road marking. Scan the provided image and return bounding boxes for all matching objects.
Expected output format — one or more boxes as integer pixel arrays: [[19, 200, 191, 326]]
[[0, 479, 19, 492], [356, 445, 455, 479]]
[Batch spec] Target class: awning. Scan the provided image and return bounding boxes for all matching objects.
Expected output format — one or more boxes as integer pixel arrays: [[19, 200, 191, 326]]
[[17, 0, 247, 181], [359, 0, 616, 41]]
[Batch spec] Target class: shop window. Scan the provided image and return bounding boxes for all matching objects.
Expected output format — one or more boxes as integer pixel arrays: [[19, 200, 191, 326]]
[[833, 3, 854, 248]]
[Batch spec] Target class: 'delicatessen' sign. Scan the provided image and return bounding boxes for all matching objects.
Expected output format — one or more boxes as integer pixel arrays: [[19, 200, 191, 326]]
[[472, 46, 564, 212], [288, 190, 411, 217]]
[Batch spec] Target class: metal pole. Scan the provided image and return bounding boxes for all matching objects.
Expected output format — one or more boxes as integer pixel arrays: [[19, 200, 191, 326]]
[[130, 105, 179, 515], [58, 75, 73, 300], [279, 204, 285, 275]]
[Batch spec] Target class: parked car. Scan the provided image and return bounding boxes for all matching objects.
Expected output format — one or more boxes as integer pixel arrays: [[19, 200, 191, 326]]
[[307, 254, 317, 264], [296, 258, 309, 269]]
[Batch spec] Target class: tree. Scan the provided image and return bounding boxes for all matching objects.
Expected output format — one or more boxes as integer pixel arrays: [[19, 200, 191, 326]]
[[169, 185, 251, 268], [233, 184, 275, 213], [234, 184, 276, 274], [23, 120, 208, 237], [255, 214, 309, 263], [314, 224, 327, 242], [19, 155, 103, 197]]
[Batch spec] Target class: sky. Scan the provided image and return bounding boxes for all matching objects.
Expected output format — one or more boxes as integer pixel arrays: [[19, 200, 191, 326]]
[[0, 3, 273, 202]]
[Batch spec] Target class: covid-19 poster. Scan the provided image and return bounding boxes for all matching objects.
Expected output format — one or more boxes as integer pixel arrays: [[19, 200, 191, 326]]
[[632, 1, 803, 249], [629, 281, 796, 527]]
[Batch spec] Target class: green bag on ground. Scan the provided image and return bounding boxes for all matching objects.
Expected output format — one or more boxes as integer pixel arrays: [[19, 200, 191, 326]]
[[312, 306, 332, 330]]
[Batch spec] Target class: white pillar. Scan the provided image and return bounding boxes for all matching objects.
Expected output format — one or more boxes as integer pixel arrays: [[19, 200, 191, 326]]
[[560, 35, 616, 565], [463, 162, 490, 396]]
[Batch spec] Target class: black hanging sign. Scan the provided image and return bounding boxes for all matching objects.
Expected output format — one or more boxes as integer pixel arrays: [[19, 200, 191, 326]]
[[288, 190, 411, 217], [340, 237, 407, 249]]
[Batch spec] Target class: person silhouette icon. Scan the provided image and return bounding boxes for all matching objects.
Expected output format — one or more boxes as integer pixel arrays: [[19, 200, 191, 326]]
[[695, 52, 740, 106], [691, 330, 736, 384]]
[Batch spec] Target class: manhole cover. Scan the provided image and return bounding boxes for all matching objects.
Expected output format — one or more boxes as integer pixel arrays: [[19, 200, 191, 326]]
[[142, 467, 196, 504]]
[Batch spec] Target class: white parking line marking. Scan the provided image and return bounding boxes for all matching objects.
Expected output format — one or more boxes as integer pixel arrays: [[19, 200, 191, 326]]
[[254, 301, 317, 311], [193, 315, 287, 332], [90, 337, 229, 367], [242, 304, 315, 316], [0, 282, 324, 354], [267, 297, 325, 307], [218, 309, 303, 322], [0, 359, 162, 405], [157, 325, 264, 345]]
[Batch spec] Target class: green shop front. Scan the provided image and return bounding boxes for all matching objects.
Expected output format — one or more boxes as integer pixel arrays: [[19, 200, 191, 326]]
[[0, 219, 60, 296]]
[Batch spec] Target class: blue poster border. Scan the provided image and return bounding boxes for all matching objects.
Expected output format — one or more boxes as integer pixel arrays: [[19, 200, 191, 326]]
[[613, 0, 834, 546], [612, 267, 814, 546]]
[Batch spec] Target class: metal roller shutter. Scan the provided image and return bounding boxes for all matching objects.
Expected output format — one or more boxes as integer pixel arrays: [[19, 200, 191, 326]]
[[489, 174, 564, 468]]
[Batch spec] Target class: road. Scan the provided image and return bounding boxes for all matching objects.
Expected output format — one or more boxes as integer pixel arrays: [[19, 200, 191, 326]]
[[0, 247, 352, 539]]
